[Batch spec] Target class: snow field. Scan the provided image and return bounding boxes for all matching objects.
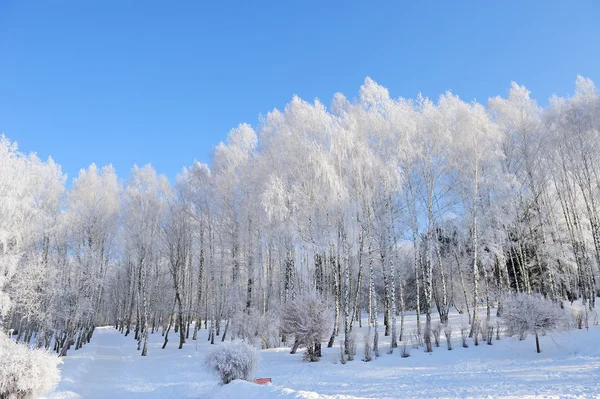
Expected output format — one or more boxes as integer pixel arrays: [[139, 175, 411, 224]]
[[46, 309, 600, 399]]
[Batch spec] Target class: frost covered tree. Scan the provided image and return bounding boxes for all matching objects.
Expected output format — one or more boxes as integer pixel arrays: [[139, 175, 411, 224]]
[[61, 164, 120, 354], [280, 294, 332, 361], [0, 333, 62, 399], [0, 75, 598, 368], [502, 293, 568, 353], [121, 165, 171, 355], [0, 136, 63, 398], [441, 94, 505, 334]]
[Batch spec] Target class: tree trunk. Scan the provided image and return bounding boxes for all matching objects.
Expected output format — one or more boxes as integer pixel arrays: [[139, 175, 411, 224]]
[[328, 251, 340, 348], [469, 166, 480, 338], [368, 242, 379, 356], [162, 297, 177, 349]]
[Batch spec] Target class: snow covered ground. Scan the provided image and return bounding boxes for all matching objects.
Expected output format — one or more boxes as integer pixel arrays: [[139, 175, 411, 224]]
[[45, 311, 600, 399]]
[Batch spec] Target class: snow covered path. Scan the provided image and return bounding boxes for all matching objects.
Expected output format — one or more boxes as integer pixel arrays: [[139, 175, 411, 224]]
[[46, 327, 209, 398], [46, 314, 600, 398]]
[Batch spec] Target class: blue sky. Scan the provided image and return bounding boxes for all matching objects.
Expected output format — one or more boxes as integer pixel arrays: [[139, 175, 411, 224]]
[[1, 1, 599, 181]]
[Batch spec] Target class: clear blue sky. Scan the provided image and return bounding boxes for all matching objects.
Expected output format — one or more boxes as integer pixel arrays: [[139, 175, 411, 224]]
[[1, 1, 599, 181]]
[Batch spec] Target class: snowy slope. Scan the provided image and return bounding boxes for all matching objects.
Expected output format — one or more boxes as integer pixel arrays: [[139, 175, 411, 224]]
[[45, 311, 600, 399]]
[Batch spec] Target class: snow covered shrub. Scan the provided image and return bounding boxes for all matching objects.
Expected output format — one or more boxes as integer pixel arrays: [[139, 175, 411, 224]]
[[460, 324, 469, 348], [346, 331, 356, 361], [432, 323, 441, 347], [484, 322, 494, 345], [502, 293, 569, 353], [339, 341, 346, 364], [258, 311, 281, 349], [280, 294, 332, 362], [386, 341, 393, 355], [231, 310, 280, 349], [444, 324, 452, 350], [423, 321, 432, 352], [471, 319, 480, 346], [0, 334, 61, 399], [363, 332, 372, 362], [572, 306, 585, 329], [479, 321, 487, 341], [400, 340, 410, 358], [480, 321, 493, 345], [231, 310, 259, 342], [204, 340, 260, 384], [411, 329, 423, 349], [570, 304, 594, 330]]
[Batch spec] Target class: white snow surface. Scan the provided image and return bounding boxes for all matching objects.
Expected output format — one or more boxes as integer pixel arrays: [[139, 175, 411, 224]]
[[45, 311, 600, 399]]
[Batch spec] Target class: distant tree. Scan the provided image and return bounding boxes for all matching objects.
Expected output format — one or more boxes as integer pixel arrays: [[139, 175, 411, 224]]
[[122, 164, 170, 355], [62, 164, 120, 355]]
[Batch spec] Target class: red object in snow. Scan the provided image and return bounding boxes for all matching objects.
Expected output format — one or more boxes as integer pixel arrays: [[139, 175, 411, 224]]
[[253, 378, 272, 385]]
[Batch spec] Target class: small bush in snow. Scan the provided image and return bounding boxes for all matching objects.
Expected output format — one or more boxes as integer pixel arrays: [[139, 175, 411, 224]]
[[231, 310, 280, 349], [400, 340, 410, 358], [479, 321, 488, 342], [432, 323, 441, 348], [411, 329, 423, 349], [570, 304, 595, 330], [363, 332, 372, 362], [231, 310, 259, 342], [485, 322, 494, 345], [460, 324, 469, 348], [346, 331, 356, 361], [204, 340, 260, 384], [0, 334, 61, 399], [572, 306, 585, 329], [480, 321, 493, 345], [423, 322, 432, 352], [502, 293, 569, 353], [339, 341, 346, 364], [386, 342, 393, 355], [444, 324, 452, 350], [471, 319, 480, 346], [259, 311, 282, 349]]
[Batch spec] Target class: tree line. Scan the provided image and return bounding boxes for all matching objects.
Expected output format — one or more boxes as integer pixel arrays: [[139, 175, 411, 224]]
[[1, 76, 598, 358]]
